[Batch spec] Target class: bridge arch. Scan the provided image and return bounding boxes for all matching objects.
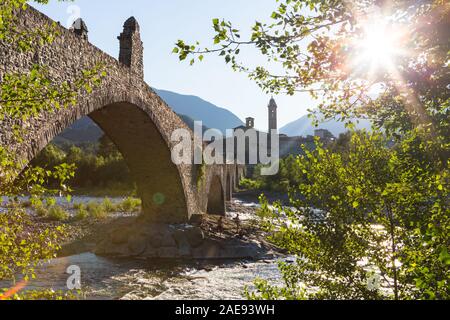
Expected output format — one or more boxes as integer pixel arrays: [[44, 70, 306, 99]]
[[89, 100, 188, 223], [9, 88, 191, 223], [225, 172, 232, 201], [206, 175, 225, 216], [1, 7, 239, 223]]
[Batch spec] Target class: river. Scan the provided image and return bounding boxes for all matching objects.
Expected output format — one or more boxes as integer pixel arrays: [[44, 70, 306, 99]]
[[1, 196, 287, 300]]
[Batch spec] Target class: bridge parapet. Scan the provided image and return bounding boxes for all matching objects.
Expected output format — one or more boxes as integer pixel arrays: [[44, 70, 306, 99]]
[[0, 6, 243, 223]]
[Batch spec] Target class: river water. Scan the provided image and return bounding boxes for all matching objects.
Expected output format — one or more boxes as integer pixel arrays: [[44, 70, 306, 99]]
[[1, 196, 287, 300], [24, 253, 285, 300]]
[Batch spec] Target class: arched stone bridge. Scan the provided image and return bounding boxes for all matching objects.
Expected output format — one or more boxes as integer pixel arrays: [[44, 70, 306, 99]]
[[0, 7, 245, 223]]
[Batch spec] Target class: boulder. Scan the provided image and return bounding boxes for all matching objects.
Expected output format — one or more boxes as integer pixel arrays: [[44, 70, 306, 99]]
[[142, 246, 158, 258], [111, 227, 131, 244], [95, 239, 129, 257], [178, 240, 192, 257], [189, 214, 204, 225], [157, 247, 179, 258], [128, 234, 147, 256], [147, 231, 163, 247], [192, 239, 223, 259], [173, 229, 188, 246], [160, 231, 176, 247], [185, 227, 205, 248], [219, 245, 259, 259]]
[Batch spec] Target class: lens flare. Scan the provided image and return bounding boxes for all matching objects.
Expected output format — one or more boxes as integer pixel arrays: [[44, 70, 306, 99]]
[[0, 280, 28, 300], [360, 23, 397, 69]]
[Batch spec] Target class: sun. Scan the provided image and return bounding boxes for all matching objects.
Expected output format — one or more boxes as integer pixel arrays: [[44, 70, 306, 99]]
[[351, 19, 408, 78], [360, 23, 397, 68]]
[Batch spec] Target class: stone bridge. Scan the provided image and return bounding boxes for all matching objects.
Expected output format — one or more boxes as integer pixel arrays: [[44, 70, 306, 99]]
[[0, 7, 245, 223]]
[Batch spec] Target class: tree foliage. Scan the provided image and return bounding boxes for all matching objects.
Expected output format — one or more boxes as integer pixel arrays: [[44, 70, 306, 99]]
[[175, 0, 449, 300], [175, 0, 449, 139], [0, 1, 105, 299], [31, 141, 134, 193], [252, 131, 449, 300]]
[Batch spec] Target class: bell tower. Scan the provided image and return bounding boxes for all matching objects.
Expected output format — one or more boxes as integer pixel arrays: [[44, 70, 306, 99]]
[[268, 97, 278, 132], [118, 17, 144, 79]]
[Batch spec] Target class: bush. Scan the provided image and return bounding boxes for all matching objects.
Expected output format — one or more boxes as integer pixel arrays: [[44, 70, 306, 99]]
[[86, 201, 107, 220], [239, 178, 263, 191], [72, 202, 84, 210], [47, 205, 69, 221], [248, 131, 450, 300], [118, 197, 141, 212], [33, 203, 48, 218], [74, 205, 89, 221], [102, 198, 117, 213]]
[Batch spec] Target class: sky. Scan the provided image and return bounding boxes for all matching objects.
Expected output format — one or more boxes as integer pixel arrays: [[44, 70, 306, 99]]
[[31, 0, 316, 130]]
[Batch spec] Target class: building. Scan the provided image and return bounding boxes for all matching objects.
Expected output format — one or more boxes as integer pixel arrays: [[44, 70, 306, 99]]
[[314, 129, 335, 141], [233, 117, 255, 132], [268, 97, 277, 132], [234, 97, 335, 159]]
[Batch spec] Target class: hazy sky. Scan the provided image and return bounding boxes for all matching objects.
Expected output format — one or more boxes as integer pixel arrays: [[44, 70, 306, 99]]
[[31, 0, 316, 130]]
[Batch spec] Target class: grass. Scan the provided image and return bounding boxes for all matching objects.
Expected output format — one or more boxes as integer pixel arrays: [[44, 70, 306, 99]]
[[30, 196, 143, 222], [101, 198, 116, 213], [86, 201, 108, 220], [74, 205, 89, 221], [47, 205, 70, 221], [117, 197, 141, 212]]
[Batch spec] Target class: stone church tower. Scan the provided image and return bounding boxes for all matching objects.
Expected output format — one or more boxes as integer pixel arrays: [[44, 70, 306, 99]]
[[268, 97, 278, 132], [118, 17, 144, 79]]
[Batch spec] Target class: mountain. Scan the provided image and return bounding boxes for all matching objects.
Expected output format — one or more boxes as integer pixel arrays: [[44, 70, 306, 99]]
[[154, 89, 244, 133], [177, 114, 209, 133], [54, 113, 209, 146], [280, 112, 372, 137], [53, 89, 240, 145], [53, 116, 103, 145]]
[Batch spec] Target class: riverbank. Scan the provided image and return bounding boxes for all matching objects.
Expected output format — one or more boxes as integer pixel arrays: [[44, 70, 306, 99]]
[[1, 193, 289, 300], [59, 196, 285, 261]]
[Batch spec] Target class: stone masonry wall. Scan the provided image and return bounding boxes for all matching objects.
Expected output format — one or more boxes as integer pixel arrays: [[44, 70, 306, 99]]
[[0, 6, 244, 222]]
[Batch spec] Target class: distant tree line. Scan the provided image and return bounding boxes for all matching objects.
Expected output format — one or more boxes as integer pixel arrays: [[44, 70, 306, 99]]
[[31, 134, 135, 194], [242, 131, 354, 192]]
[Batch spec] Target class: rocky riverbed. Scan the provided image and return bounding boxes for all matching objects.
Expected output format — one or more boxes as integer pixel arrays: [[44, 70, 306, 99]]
[[1, 194, 289, 300], [61, 199, 284, 261]]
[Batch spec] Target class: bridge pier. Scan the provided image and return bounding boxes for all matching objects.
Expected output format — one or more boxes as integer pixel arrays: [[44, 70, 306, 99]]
[[0, 7, 245, 224]]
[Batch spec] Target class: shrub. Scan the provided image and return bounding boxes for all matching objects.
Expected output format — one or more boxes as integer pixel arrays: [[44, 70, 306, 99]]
[[72, 202, 85, 210], [239, 178, 263, 191], [47, 205, 69, 221], [101, 198, 116, 213], [86, 201, 107, 220], [118, 197, 141, 212], [33, 203, 48, 218], [74, 205, 89, 221]]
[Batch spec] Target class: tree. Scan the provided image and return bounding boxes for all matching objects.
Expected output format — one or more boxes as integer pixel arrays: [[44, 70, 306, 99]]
[[0, 1, 105, 299], [175, 0, 449, 141], [175, 0, 449, 299], [252, 131, 449, 300]]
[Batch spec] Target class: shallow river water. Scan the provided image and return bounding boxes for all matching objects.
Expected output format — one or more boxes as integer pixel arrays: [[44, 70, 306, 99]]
[[25, 253, 285, 300], [1, 196, 287, 300]]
